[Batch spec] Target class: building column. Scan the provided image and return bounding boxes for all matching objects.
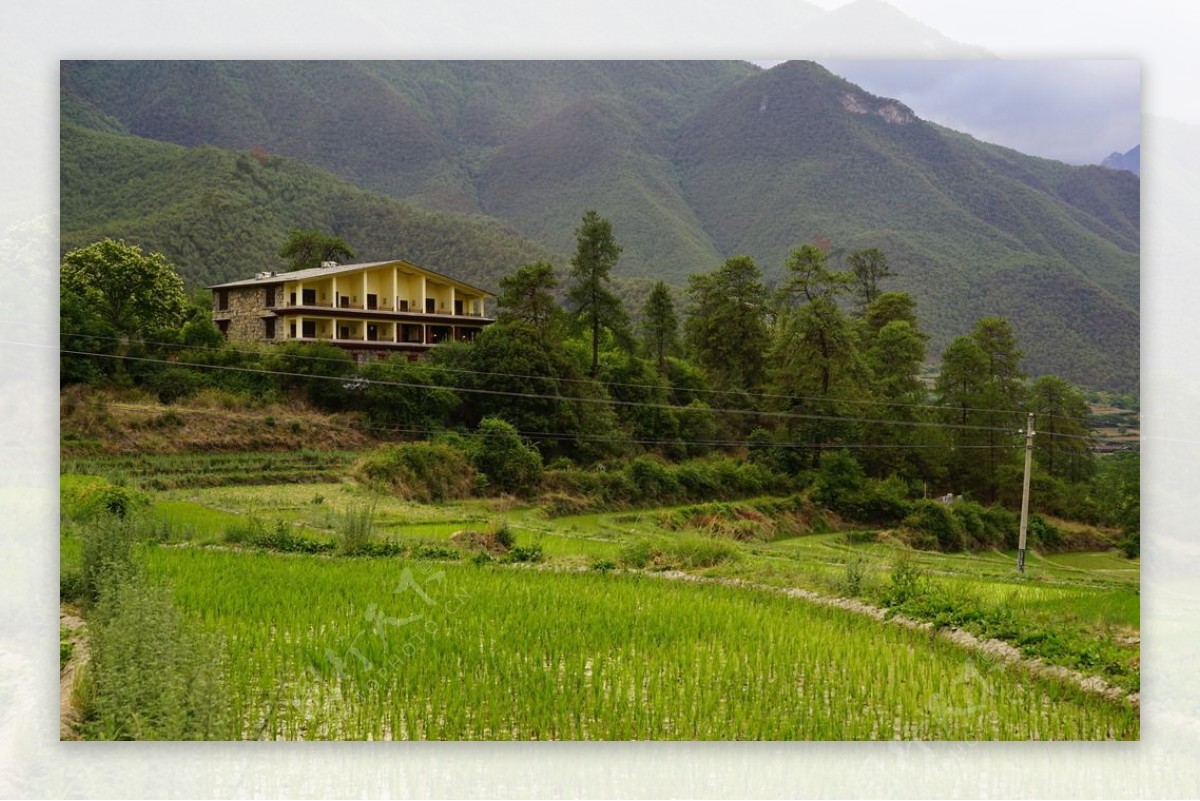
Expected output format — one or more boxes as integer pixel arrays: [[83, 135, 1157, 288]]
[[449, 286, 456, 316], [391, 267, 398, 312], [296, 314, 304, 340], [332, 275, 339, 308], [362, 272, 368, 310], [419, 276, 427, 312]]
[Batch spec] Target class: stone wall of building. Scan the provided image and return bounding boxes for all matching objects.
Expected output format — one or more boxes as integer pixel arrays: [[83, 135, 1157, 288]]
[[212, 285, 277, 343]]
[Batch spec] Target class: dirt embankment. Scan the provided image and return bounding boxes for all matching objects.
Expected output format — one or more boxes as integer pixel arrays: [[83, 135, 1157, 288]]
[[60, 387, 377, 456], [60, 607, 89, 740]]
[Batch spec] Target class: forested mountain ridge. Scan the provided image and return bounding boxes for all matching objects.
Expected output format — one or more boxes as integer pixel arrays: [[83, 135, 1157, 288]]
[[60, 60, 1139, 390], [60, 123, 556, 291]]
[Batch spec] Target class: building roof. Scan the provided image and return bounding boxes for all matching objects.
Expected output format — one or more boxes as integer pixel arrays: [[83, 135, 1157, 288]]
[[208, 259, 495, 297]]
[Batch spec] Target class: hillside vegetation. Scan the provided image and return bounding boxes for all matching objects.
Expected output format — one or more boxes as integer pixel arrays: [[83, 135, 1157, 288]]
[[60, 60, 1138, 389]]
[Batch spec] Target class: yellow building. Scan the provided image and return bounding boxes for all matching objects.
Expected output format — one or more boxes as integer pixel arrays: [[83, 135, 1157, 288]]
[[210, 259, 494, 359]]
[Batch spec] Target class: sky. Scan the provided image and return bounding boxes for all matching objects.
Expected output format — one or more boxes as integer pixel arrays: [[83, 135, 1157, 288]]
[[757, 59, 1140, 165]]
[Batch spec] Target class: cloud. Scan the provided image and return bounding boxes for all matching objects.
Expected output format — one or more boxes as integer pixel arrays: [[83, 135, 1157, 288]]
[[817, 60, 1140, 164]]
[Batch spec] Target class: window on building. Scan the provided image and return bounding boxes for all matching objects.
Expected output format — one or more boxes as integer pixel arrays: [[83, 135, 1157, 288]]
[[265, 286, 275, 307], [216, 319, 230, 337], [264, 318, 275, 339], [217, 290, 229, 311]]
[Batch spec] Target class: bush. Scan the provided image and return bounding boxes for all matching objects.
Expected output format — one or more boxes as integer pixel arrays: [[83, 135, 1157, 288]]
[[83, 577, 230, 740], [506, 544, 544, 563], [626, 455, 682, 502], [881, 552, 925, 606], [812, 450, 866, 511], [903, 501, 966, 552], [149, 367, 205, 405], [61, 475, 150, 522], [1028, 514, 1064, 550], [846, 475, 913, 524], [336, 502, 377, 555], [474, 417, 543, 496], [352, 442, 476, 502], [79, 515, 143, 606]]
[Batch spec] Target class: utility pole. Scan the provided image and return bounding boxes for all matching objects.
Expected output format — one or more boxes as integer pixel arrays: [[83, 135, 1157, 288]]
[[1016, 412, 1035, 573]]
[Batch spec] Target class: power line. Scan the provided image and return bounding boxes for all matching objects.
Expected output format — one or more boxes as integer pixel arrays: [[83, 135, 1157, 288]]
[[51, 328, 1098, 426], [56, 346, 1047, 438]]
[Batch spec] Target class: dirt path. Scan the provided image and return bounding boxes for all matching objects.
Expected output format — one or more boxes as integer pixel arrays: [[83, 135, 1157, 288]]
[[59, 607, 89, 740]]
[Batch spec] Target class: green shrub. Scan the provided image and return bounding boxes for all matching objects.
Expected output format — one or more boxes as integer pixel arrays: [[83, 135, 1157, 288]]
[[79, 516, 142, 606], [881, 552, 925, 606], [352, 442, 476, 502], [149, 367, 205, 405], [1028, 514, 1064, 550], [847, 475, 913, 524], [473, 417, 543, 496], [61, 475, 150, 522], [626, 455, 682, 502], [83, 577, 231, 740], [903, 500, 966, 552], [490, 521, 516, 550], [812, 450, 866, 511], [840, 555, 870, 596], [1118, 530, 1140, 559], [506, 544, 544, 563], [336, 502, 377, 555]]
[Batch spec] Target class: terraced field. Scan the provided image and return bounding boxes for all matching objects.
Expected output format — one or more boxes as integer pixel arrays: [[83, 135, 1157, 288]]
[[60, 460, 1139, 740]]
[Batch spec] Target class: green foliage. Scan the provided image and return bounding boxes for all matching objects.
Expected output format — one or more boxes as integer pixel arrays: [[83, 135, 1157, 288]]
[[811, 450, 866, 511], [617, 534, 740, 570], [496, 261, 563, 338], [61, 475, 150, 523], [684, 256, 770, 396], [337, 502, 377, 555], [640, 280, 680, 368], [473, 417, 544, 496], [356, 356, 459, 429], [352, 442, 477, 502], [149, 367, 205, 405], [881, 551, 925, 606], [506, 544, 545, 563], [904, 501, 966, 553], [83, 576, 231, 740], [846, 247, 895, 311], [277, 229, 356, 271], [568, 210, 630, 378], [61, 238, 187, 337]]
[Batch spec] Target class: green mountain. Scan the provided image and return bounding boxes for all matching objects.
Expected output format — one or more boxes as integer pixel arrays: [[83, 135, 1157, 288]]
[[60, 123, 555, 291], [60, 60, 1139, 390]]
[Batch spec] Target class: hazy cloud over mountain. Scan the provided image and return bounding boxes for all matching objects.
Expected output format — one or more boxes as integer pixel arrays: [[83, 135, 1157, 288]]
[[810, 60, 1139, 165]]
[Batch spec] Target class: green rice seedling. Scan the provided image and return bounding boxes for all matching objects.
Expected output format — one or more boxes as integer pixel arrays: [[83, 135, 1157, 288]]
[[141, 547, 1138, 741]]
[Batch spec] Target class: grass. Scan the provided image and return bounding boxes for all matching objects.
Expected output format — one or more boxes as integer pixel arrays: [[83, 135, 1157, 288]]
[[59, 460, 1139, 741], [145, 546, 1138, 740]]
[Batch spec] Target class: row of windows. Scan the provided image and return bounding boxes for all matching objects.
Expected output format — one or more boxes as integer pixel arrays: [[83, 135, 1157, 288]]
[[217, 287, 475, 315]]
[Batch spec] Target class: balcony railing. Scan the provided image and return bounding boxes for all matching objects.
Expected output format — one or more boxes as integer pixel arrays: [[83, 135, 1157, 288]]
[[273, 300, 487, 317]]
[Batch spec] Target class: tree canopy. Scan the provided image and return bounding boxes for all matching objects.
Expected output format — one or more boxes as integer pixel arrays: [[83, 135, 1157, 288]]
[[278, 229, 356, 271], [61, 238, 187, 337], [567, 211, 628, 378]]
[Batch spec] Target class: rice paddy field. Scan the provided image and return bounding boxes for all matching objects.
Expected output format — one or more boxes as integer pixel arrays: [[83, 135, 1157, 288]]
[[60, 455, 1140, 741]]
